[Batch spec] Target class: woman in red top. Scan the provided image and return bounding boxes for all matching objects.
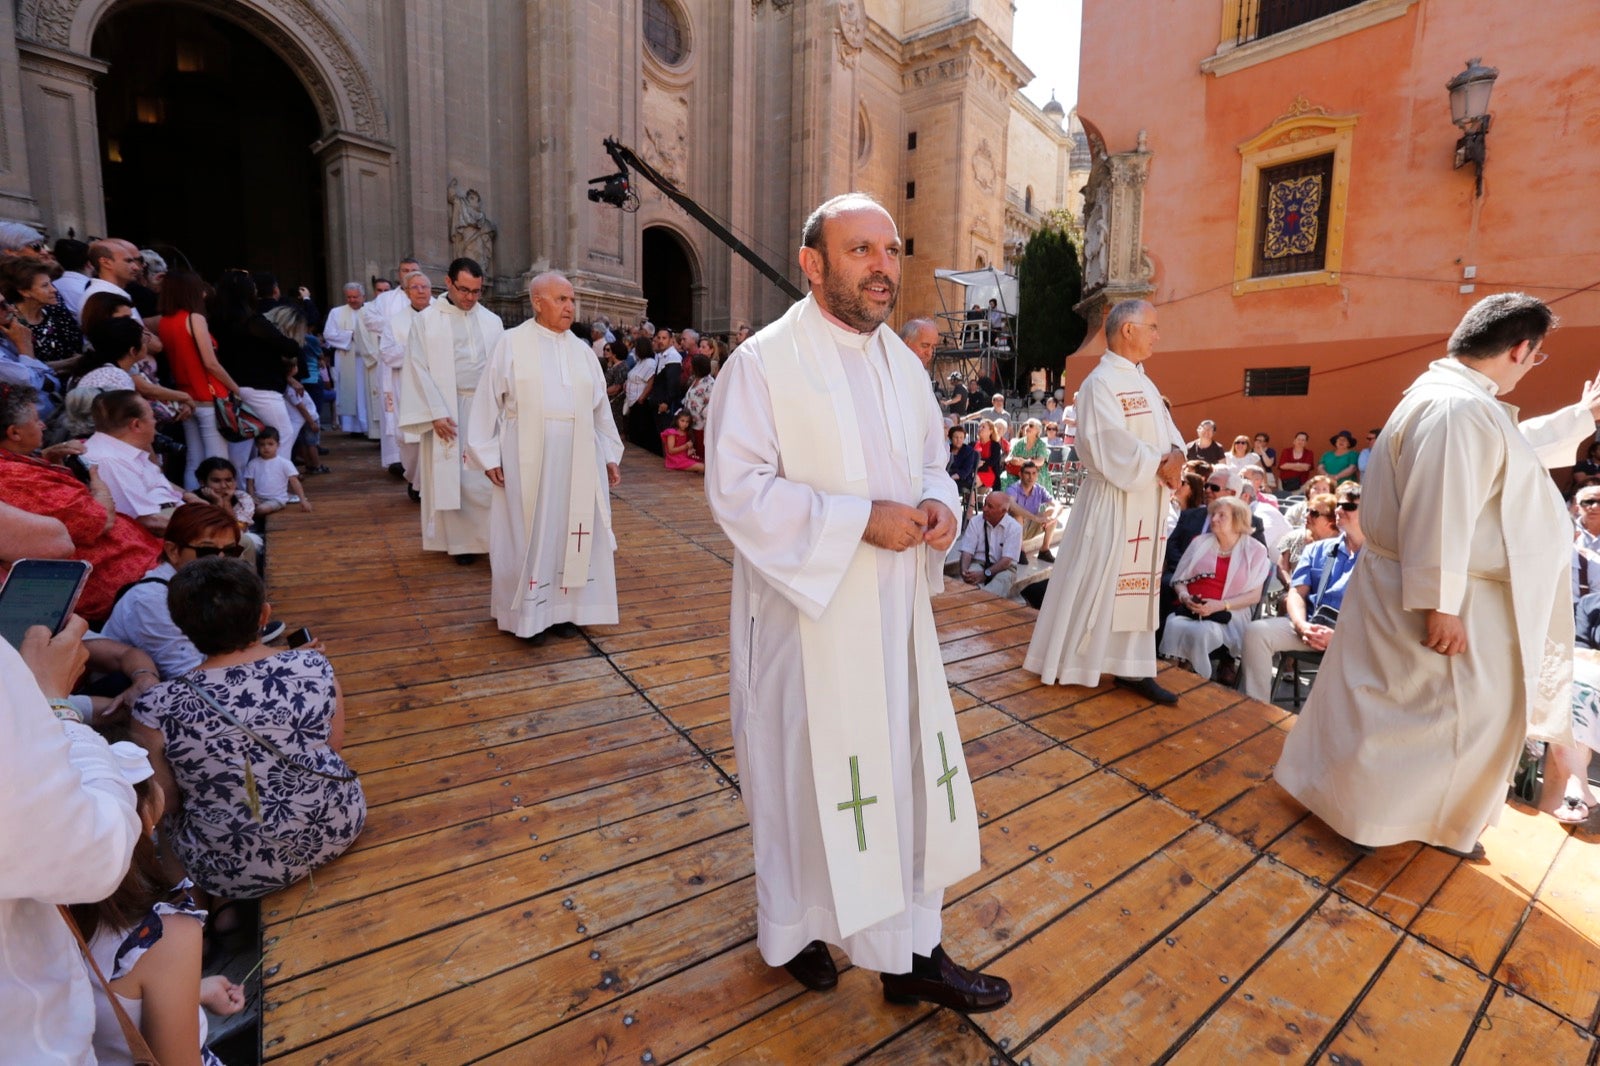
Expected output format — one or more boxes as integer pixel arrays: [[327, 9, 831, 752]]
[[0, 385, 163, 622], [157, 270, 241, 489], [1276, 431, 1315, 492]]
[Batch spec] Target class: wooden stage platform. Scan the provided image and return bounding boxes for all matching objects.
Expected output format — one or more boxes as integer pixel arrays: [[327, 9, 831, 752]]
[[258, 437, 1600, 1064]]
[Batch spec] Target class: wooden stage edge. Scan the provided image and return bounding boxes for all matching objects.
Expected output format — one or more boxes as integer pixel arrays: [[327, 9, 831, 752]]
[[258, 436, 1600, 1065]]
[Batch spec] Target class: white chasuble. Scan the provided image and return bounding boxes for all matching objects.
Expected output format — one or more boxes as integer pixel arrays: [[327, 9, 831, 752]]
[[1025, 352, 1184, 686], [1276, 359, 1590, 853], [466, 320, 622, 638], [399, 297, 504, 555], [324, 305, 377, 433], [705, 294, 976, 972]]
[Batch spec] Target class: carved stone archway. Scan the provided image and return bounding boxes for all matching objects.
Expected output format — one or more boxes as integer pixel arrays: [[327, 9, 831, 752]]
[[18, 0, 387, 140], [15, 0, 397, 299]]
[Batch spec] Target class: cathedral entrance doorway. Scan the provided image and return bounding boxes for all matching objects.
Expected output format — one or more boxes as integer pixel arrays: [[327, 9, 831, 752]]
[[92, 4, 326, 299], [641, 225, 697, 332]]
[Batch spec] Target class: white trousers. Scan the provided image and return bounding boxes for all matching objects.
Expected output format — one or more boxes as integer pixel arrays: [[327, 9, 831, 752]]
[[1242, 616, 1312, 701], [181, 403, 229, 489], [228, 388, 295, 471]]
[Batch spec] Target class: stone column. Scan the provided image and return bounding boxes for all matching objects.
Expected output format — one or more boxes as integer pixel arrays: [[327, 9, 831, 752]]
[[0, 1, 42, 225], [526, 0, 646, 329], [1074, 134, 1155, 335], [315, 131, 398, 299], [403, 0, 449, 270], [16, 40, 108, 239]]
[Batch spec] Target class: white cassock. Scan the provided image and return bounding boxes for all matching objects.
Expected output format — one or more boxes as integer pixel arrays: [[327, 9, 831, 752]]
[[361, 289, 417, 471], [466, 319, 623, 637], [399, 295, 504, 555], [1026, 351, 1185, 685], [705, 294, 979, 974], [1276, 358, 1590, 852], [323, 304, 379, 434]]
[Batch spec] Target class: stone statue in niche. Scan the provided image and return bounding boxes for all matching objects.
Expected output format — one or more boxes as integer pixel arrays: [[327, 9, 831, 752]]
[[1081, 169, 1108, 292], [448, 178, 497, 270]]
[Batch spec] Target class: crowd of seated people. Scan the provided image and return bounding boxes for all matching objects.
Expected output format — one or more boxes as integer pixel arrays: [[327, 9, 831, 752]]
[[0, 239, 364, 1063]]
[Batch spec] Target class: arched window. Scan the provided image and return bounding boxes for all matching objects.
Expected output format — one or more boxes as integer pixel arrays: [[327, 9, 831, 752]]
[[644, 0, 688, 66], [1025, 186, 1034, 214]]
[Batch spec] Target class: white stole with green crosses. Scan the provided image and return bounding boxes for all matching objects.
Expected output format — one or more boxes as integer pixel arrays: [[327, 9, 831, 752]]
[[760, 294, 981, 938]]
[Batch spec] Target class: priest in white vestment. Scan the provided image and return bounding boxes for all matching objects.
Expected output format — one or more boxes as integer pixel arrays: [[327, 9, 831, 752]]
[[323, 282, 378, 435], [399, 258, 504, 561], [368, 271, 430, 482], [705, 193, 1010, 1012], [361, 257, 420, 467], [466, 272, 623, 642], [1025, 300, 1187, 704], [1276, 294, 1600, 855]]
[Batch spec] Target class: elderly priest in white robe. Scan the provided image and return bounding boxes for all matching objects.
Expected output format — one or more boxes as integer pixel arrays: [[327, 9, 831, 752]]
[[1277, 293, 1600, 856], [466, 272, 622, 643], [399, 257, 503, 563], [362, 257, 422, 474], [1025, 299, 1188, 704], [323, 282, 379, 436], [705, 193, 1010, 1012]]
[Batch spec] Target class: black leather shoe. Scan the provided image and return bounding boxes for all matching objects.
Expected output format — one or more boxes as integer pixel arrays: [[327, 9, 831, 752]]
[[782, 940, 838, 992], [880, 945, 1010, 1013], [453, 553, 480, 565], [550, 622, 582, 638], [1114, 675, 1180, 705]]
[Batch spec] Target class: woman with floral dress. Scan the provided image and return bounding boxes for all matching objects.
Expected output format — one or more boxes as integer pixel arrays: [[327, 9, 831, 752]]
[[681, 352, 715, 462], [131, 557, 364, 901]]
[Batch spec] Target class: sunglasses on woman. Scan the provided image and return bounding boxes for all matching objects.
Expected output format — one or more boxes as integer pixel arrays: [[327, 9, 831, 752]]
[[181, 543, 245, 558], [1337, 500, 1360, 512]]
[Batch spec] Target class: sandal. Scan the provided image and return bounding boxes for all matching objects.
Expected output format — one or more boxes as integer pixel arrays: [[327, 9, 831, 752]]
[[1553, 795, 1591, 824]]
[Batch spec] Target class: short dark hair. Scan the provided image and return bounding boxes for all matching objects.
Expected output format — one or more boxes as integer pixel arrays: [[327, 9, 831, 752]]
[[447, 257, 483, 282], [90, 389, 147, 433], [86, 316, 144, 364], [254, 425, 281, 444], [1447, 293, 1557, 361], [54, 238, 89, 272], [0, 383, 42, 431], [251, 271, 280, 300], [167, 556, 264, 655], [690, 353, 712, 378], [195, 456, 238, 483], [947, 424, 966, 441]]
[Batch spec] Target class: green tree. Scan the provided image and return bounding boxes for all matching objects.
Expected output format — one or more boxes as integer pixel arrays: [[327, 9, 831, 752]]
[[1016, 215, 1086, 387]]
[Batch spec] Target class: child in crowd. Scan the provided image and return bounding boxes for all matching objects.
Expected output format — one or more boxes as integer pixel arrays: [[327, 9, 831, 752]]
[[661, 409, 705, 474], [244, 428, 311, 514], [195, 456, 263, 561], [70, 743, 245, 1066]]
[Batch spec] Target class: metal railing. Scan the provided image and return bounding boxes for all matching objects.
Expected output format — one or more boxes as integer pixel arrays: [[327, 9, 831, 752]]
[[1233, 0, 1363, 45]]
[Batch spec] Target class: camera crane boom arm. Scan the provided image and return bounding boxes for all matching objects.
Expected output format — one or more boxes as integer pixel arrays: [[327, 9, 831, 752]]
[[590, 137, 804, 302]]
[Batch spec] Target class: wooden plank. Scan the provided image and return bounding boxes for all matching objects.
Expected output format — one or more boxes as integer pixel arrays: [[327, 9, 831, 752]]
[[1068, 681, 1244, 766], [265, 838, 756, 1058], [1364, 844, 1462, 928], [942, 797, 1201, 971], [674, 966, 931, 1065], [1323, 935, 1490, 1066], [976, 823, 1258, 1051], [1459, 985, 1596, 1065], [265, 791, 747, 985], [352, 734, 706, 848], [969, 744, 1097, 823], [1410, 804, 1571, 973], [856, 1010, 999, 1064], [1022, 857, 1323, 1062], [1158, 726, 1284, 818], [264, 759, 728, 917], [1207, 780, 1308, 851], [1167, 893, 1401, 1063], [1112, 698, 1285, 790], [479, 945, 803, 1065]]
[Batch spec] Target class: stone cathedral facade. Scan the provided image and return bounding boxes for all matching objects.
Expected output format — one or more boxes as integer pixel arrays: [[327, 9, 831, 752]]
[[2, 0, 1084, 331]]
